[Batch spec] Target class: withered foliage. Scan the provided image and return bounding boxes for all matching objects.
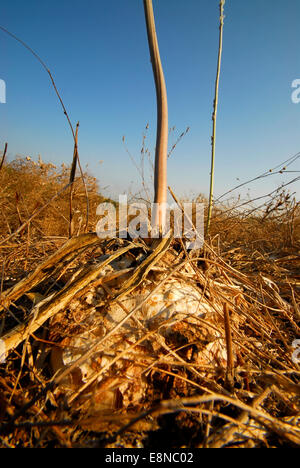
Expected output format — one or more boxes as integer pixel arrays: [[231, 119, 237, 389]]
[[0, 157, 299, 448]]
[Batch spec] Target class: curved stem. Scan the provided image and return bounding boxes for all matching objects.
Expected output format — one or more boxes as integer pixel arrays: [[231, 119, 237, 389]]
[[143, 0, 168, 233]]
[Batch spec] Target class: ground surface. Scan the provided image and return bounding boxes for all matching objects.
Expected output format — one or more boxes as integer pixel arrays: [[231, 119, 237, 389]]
[[0, 158, 299, 448]]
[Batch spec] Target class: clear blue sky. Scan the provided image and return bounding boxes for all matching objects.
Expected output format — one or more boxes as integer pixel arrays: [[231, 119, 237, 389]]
[[0, 0, 299, 203]]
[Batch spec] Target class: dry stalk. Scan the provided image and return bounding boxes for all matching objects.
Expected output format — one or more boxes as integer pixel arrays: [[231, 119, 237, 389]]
[[206, 0, 226, 235], [0, 233, 101, 312], [0, 242, 137, 356], [223, 302, 234, 389], [143, 0, 168, 231], [69, 122, 79, 238]]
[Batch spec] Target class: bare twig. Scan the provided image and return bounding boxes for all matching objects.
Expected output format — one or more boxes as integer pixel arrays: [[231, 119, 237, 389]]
[[206, 0, 226, 235]]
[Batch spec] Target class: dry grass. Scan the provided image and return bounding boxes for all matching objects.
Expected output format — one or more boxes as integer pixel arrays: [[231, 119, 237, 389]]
[[0, 156, 109, 277], [0, 157, 299, 448]]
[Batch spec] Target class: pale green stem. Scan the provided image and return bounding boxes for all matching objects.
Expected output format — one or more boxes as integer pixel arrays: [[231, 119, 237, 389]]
[[206, 0, 225, 236]]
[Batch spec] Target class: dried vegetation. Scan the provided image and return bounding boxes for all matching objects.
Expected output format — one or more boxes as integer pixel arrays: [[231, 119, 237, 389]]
[[0, 157, 299, 448]]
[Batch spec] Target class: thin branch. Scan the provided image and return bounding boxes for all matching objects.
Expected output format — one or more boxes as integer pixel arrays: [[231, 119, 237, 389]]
[[206, 0, 226, 235], [215, 151, 300, 203]]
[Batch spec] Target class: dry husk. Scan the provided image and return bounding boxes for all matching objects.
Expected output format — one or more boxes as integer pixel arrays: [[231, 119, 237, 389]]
[[0, 233, 299, 448]]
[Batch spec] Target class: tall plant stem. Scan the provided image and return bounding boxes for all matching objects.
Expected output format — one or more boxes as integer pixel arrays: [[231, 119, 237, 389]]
[[69, 122, 79, 238], [143, 0, 168, 233], [206, 0, 225, 236]]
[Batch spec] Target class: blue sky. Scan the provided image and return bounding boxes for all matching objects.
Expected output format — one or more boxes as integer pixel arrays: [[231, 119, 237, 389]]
[[0, 0, 299, 203]]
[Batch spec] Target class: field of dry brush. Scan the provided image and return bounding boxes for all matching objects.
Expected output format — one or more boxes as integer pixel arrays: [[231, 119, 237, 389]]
[[0, 157, 299, 448]]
